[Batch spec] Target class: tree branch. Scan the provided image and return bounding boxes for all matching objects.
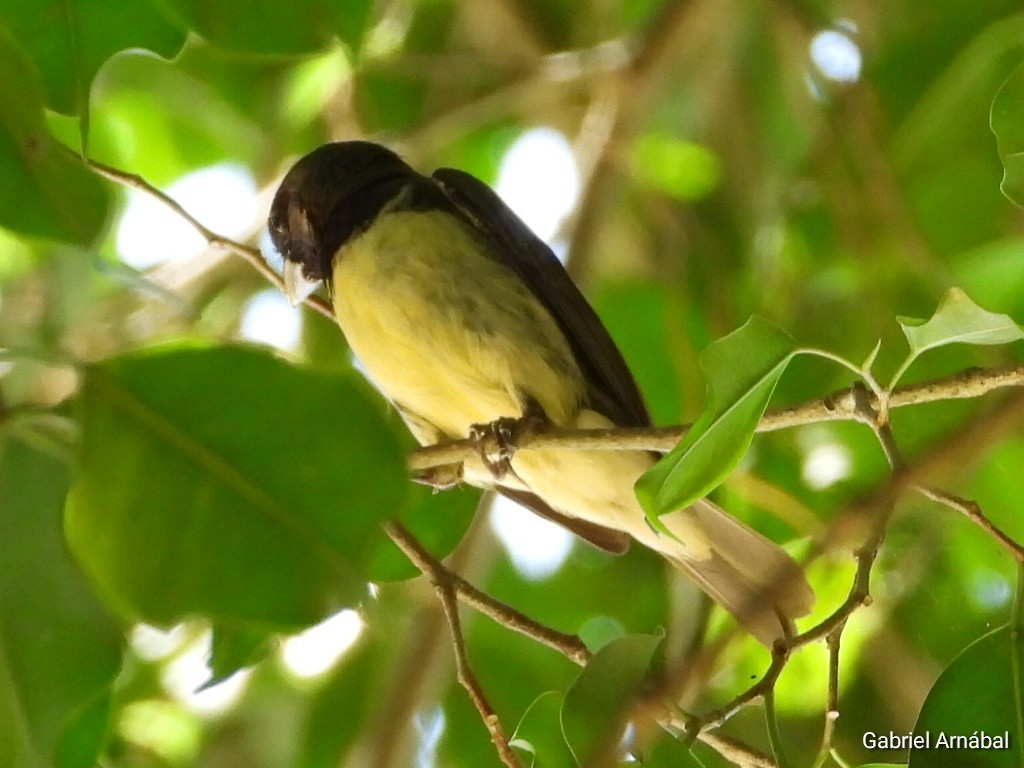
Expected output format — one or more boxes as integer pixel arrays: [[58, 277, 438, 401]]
[[811, 625, 844, 768], [384, 520, 781, 767], [383, 521, 522, 767], [81, 155, 336, 323], [676, 388, 1024, 747], [917, 487, 1024, 562], [407, 365, 1024, 472], [383, 520, 591, 665]]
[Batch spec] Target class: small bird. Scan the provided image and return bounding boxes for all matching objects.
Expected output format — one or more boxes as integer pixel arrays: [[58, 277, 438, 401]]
[[268, 141, 813, 646]]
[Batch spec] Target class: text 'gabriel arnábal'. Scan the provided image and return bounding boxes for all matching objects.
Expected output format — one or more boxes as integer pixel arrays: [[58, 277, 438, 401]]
[[863, 731, 1010, 751]]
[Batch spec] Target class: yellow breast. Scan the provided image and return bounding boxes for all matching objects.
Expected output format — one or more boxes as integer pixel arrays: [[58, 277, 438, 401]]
[[329, 210, 585, 440]]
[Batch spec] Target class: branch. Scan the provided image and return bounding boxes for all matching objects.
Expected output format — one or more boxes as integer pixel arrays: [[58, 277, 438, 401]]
[[763, 689, 791, 768], [917, 487, 1024, 562], [383, 520, 591, 665], [407, 365, 1024, 472], [436, 578, 521, 767], [677, 388, 1024, 745], [565, 0, 699, 278], [78, 145, 1024, 482], [384, 520, 780, 768], [811, 625, 844, 768], [383, 521, 523, 767], [81, 155, 336, 323], [696, 731, 778, 768]]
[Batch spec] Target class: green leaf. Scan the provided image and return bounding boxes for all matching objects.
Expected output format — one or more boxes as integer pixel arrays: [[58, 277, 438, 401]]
[[635, 317, 797, 520], [366, 484, 479, 582], [908, 625, 1023, 768], [0, 432, 123, 768], [893, 287, 1024, 386], [207, 625, 274, 685], [991, 62, 1024, 208], [510, 691, 576, 768], [899, 287, 1024, 353], [65, 343, 408, 631], [0, 28, 110, 243], [0, 0, 185, 140], [862, 339, 883, 372], [560, 633, 663, 765], [150, 0, 372, 55]]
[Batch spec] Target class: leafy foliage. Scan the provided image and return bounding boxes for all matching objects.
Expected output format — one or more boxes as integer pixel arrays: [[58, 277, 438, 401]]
[[0, 434, 122, 768], [992, 61, 1024, 208], [560, 633, 663, 764], [0, 28, 109, 243], [636, 317, 796, 522], [910, 623, 1024, 767], [65, 344, 407, 628]]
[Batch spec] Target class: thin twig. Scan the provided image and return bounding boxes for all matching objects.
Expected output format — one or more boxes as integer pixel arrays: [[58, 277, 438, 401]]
[[915, 487, 1024, 563], [383, 520, 591, 665], [436, 579, 522, 767], [696, 731, 777, 768], [565, 0, 699, 278], [407, 365, 1024, 471], [668, 505, 887, 744], [383, 521, 522, 767], [684, 647, 790, 735], [811, 625, 844, 768], [82, 155, 336, 322], [678, 389, 1024, 749], [678, 382, 894, 744]]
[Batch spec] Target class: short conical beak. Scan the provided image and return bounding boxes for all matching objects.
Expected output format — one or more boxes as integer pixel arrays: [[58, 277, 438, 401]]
[[282, 261, 321, 307]]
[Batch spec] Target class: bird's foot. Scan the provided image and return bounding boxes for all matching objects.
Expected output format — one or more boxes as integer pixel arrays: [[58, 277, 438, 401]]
[[469, 409, 546, 480]]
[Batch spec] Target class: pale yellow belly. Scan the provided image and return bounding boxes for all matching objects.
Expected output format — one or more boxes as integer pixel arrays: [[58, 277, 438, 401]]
[[329, 209, 585, 439]]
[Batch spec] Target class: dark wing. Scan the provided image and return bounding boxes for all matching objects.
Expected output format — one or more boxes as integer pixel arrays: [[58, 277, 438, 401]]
[[432, 168, 651, 429]]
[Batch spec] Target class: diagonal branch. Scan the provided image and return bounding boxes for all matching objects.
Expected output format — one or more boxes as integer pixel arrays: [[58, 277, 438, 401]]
[[384, 520, 591, 665], [383, 521, 523, 767], [82, 156, 336, 323]]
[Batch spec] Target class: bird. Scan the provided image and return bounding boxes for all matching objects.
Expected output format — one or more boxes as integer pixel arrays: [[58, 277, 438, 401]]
[[267, 140, 813, 646]]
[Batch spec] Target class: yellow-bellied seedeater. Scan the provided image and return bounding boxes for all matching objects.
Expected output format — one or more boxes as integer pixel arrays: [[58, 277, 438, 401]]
[[268, 141, 813, 646]]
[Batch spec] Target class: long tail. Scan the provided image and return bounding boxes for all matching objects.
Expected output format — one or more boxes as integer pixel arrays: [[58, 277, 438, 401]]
[[642, 500, 814, 647]]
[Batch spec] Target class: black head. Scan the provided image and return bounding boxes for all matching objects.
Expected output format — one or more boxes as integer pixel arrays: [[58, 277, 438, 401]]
[[268, 141, 417, 286]]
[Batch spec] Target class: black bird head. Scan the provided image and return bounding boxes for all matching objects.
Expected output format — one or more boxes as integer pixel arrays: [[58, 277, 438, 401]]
[[268, 141, 416, 304]]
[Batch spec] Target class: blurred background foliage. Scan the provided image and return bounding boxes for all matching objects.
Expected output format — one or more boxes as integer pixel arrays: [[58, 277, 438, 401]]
[[1, 0, 1023, 766]]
